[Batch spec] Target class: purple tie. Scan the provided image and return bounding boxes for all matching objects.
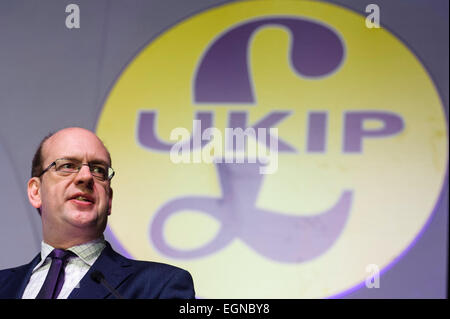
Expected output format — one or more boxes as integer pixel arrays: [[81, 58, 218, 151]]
[[36, 249, 73, 299]]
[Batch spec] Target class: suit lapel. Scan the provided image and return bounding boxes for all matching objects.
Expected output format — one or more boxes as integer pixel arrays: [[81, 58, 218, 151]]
[[0, 254, 41, 299], [68, 242, 134, 299]]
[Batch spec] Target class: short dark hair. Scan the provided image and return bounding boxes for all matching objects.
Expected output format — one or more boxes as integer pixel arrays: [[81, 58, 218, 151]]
[[31, 132, 55, 178], [31, 132, 54, 215]]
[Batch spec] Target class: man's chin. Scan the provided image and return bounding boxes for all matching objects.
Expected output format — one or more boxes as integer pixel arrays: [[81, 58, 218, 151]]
[[65, 210, 106, 229]]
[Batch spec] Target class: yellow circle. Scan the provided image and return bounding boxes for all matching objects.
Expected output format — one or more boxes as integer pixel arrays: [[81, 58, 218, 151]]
[[97, 0, 448, 298]]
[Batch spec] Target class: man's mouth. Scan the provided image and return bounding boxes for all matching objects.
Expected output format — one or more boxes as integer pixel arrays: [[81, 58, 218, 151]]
[[69, 193, 95, 204], [75, 196, 91, 202]]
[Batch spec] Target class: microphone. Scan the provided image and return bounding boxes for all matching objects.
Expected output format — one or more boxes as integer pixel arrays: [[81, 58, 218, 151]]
[[90, 270, 125, 299]]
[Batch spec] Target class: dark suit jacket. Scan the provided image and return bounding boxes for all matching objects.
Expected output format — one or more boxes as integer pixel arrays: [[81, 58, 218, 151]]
[[0, 242, 195, 299]]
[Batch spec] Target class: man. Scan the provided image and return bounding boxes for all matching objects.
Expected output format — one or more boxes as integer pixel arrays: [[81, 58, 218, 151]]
[[0, 127, 195, 299]]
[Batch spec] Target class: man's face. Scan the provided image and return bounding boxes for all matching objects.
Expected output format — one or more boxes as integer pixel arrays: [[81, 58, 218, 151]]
[[29, 128, 113, 243]]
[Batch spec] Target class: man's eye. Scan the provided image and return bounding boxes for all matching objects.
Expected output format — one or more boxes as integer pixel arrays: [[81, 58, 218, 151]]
[[61, 163, 76, 169], [92, 166, 107, 175]]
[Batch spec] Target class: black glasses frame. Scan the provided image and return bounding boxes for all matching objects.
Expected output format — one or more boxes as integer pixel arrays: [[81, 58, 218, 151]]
[[39, 158, 115, 181]]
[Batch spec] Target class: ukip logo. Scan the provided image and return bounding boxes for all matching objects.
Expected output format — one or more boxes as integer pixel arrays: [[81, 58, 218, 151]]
[[144, 17, 356, 262], [97, 1, 447, 298]]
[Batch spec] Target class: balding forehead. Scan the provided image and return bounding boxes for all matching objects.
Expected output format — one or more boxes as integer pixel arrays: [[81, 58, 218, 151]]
[[42, 128, 112, 166], [50, 127, 99, 140]]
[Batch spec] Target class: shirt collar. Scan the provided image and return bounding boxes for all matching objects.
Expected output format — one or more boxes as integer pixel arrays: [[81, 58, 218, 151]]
[[34, 236, 106, 271], [68, 237, 106, 266]]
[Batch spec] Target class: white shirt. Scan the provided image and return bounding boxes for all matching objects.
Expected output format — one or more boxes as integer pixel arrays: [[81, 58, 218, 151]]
[[22, 237, 106, 299]]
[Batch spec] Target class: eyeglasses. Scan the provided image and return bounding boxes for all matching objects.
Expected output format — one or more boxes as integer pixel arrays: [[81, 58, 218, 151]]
[[39, 158, 115, 181]]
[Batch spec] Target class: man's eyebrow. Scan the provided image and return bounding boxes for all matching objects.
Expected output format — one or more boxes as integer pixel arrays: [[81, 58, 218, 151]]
[[58, 156, 80, 162], [61, 157, 110, 166], [89, 159, 110, 166]]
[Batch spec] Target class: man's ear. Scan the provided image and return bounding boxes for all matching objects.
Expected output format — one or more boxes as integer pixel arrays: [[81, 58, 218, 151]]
[[107, 187, 113, 216], [28, 177, 42, 210]]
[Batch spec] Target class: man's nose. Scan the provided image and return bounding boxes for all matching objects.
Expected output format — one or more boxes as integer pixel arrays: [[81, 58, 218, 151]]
[[74, 164, 94, 186]]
